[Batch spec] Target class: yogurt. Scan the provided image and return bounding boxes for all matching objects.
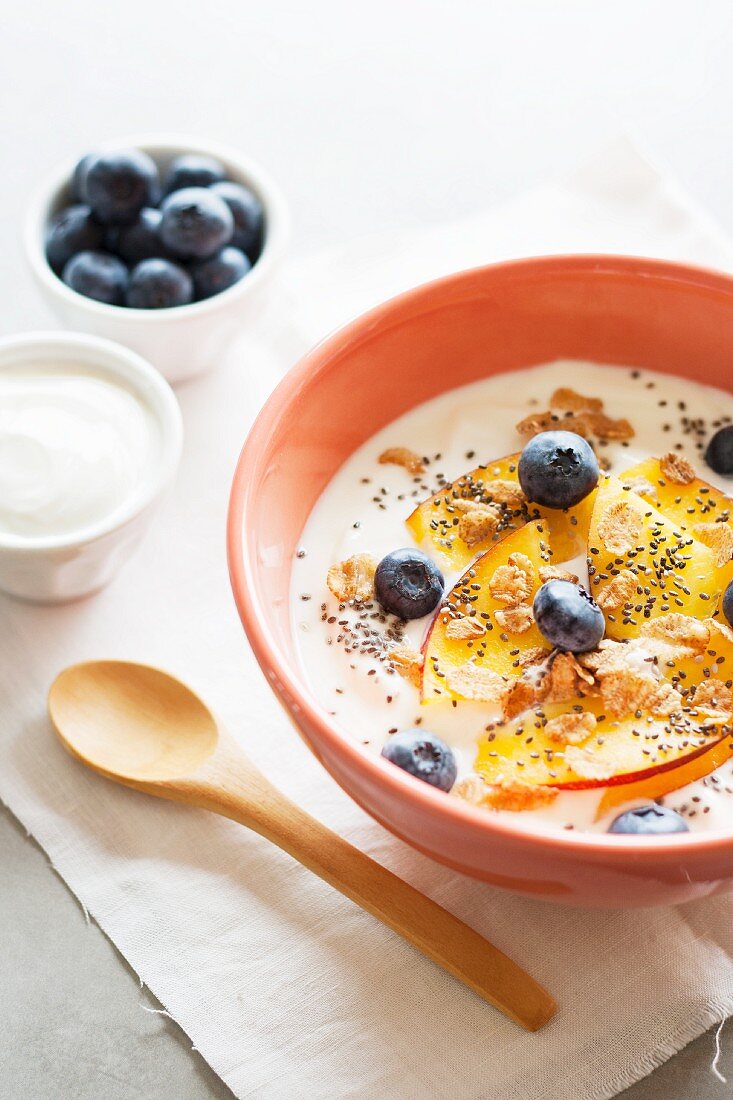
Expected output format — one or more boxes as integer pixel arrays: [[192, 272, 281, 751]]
[[0, 366, 160, 541], [291, 360, 733, 835]]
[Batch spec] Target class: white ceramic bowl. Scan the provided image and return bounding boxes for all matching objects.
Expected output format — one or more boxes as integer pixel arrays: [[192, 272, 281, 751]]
[[24, 135, 289, 385], [0, 331, 182, 603]]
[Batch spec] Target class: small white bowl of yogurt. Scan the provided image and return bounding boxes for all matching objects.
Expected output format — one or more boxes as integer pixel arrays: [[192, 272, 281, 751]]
[[0, 331, 182, 603]]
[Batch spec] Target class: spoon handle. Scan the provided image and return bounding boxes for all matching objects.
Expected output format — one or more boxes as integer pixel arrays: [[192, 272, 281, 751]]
[[183, 761, 555, 1032]]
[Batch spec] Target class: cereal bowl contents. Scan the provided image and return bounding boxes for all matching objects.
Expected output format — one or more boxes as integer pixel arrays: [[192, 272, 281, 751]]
[[229, 255, 733, 906], [291, 360, 733, 837]]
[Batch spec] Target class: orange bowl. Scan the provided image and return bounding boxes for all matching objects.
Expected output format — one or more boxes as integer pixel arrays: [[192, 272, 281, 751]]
[[228, 254, 733, 908]]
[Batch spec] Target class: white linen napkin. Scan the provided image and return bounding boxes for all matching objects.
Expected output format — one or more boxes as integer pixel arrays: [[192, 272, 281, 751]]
[[4, 135, 733, 1100]]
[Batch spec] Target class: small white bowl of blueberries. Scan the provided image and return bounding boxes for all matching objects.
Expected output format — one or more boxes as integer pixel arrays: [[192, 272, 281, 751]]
[[25, 137, 289, 383]]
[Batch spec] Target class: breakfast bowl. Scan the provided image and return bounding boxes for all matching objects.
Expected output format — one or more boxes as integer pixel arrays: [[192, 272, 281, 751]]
[[24, 135, 289, 385], [228, 254, 733, 908], [0, 330, 182, 603]]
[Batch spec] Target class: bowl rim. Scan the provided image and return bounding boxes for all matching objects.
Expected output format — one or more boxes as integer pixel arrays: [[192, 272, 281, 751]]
[[24, 132, 289, 321], [0, 330, 183, 552], [228, 251, 733, 859]]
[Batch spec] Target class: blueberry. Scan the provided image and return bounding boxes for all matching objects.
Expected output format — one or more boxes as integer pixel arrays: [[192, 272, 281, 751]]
[[723, 580, 733, 628], [374, 549, 444, 619], [115, 208, 171, 265], [533, 579, 605, 652], [103, 225, 121, 253], [71, 153, 95, 203], [705, 426, 733, 476], [164, 154, 227, 194], [126, 259, 193, 309], [210, 181, 264, 259], [45, 204, 104, 273], [518, 430, 599, 509], [159, 187, 234, 260], [381, 730, 457, 791], [191, 246, 251, 300], [608, 804, 689, 835], [85, 149, 160, 225], [62, 251, 128, 305]]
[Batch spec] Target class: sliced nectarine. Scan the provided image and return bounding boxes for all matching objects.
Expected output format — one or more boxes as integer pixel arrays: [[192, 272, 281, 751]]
[[596, 734, 733, 817], [621, 454, 732, 530], [619, 455, 733, 620], [587, 475, 728, 641], [421, 520, 552, 701], [406, 452, 595, 571], [474, 695, 728, 791], [418, 454, 733, 804]]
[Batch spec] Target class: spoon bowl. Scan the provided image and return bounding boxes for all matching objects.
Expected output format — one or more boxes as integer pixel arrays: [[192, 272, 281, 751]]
[[50, 661, 218, 783], [48, 659, 556, 1031]]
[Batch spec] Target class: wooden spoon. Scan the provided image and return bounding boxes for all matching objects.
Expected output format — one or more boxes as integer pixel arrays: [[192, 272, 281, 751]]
[[48, 660, 556, 1031]]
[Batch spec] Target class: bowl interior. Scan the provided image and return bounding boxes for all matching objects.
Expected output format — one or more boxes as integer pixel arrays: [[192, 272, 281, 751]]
[[236, 256, 733, 668]]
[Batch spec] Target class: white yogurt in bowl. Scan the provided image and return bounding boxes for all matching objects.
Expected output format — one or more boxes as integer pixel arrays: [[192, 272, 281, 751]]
[[291, 360, 733, 837], [0, 332, 182, 602], [0, 369, 159, 541]]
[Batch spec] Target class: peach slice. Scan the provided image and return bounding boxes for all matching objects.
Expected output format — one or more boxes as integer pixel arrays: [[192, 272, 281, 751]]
[[596, 734, 733, 817], [474, 696, 728, 791], [621, 455, 732, 529], [587, 475, 728, 641], [406, 452, 596, 571], [421, 520, 552, 702], [620, 455, 733, 619]]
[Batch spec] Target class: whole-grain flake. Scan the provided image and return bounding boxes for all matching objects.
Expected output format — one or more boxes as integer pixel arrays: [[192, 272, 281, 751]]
[[596, 568, 638, 612], [640, 613, 710, 653], [539, 565, 579, 584], [564, 746, 617, 782], [445, 662, 507, 702], [502, 677, 538, 720], [516, 405, 634, 444], [597, 501, 643, 555], [660, 451, 695, 485], [494, 604, 535, 634], [489, 553, 535, 606], [445, 616, 487, 640], [378, 446, 426, 475], [549, 387, 604, 413], [544, 711, 597, 745], [326, 554, 378, 603], [516, 411, 559, 440], [453, 774, 558, 811], [458, 504, 501, 547], [692, 522, 733, 567], [519, 646, 552, 669], [388, 645, 424, 689], [538, 651, 595, 703], [691, 679, 733, 719], [599, 668, 682, 719], [574, 412, 634, 442], [483, 479, 527, 507]]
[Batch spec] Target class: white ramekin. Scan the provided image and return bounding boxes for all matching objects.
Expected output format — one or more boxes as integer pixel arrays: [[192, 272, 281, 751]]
[[24, 135, 289, 385], [0, 331, 183, 603]]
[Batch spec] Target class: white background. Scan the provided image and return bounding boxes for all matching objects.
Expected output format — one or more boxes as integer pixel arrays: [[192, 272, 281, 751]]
[[2, 1, 733, 1096]]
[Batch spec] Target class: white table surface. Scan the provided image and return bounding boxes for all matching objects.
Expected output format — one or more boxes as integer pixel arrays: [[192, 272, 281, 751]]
[[2, 2, 733, 1095]]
